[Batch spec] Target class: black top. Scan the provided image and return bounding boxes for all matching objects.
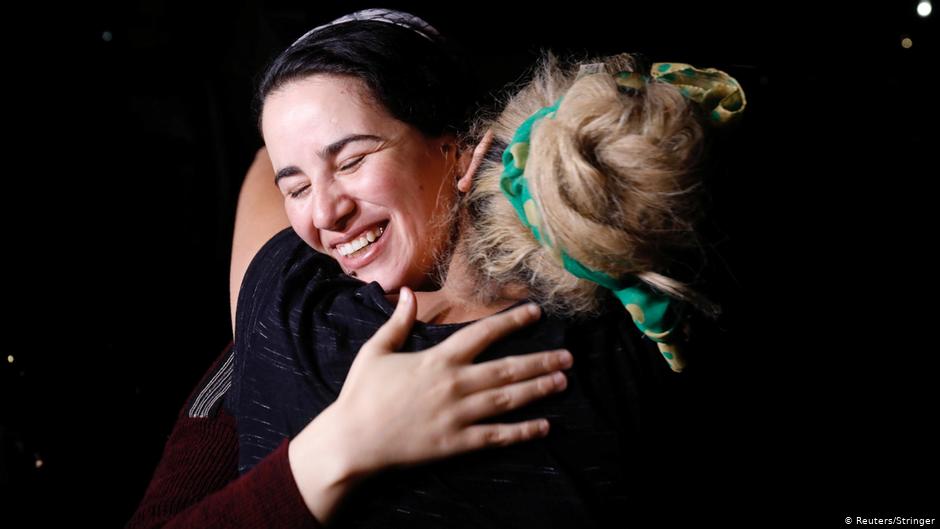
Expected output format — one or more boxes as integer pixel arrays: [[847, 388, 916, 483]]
[[225, 227, 689, 528]]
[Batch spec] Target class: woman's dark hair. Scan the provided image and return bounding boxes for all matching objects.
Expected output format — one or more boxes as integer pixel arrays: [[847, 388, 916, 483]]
[[253, 20, 478, 142]]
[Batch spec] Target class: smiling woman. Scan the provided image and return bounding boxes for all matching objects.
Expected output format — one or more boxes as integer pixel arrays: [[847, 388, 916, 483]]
[[128, 10, 576, 529], [262, 74, 460, 291]]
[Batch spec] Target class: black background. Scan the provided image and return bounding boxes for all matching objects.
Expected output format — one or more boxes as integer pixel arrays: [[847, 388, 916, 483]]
[[1, 0, 936, 526]]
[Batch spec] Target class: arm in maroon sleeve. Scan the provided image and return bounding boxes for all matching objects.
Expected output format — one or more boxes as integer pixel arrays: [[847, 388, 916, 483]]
[[125, 341, 322, 529]]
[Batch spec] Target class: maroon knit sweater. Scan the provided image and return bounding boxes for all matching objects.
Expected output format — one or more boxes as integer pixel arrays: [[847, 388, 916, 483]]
[[125, 341, 322, 529]]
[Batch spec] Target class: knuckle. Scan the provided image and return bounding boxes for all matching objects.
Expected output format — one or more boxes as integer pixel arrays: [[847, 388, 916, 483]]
[[436, 432, 458, 454], [538, 374, 558, 394], [483, 427, 508, 447], [423, 350, 449, 371], [522, 421, 538, 439], [441, 374, 462, 397], [465, 323, 492, 346], [479, 324, 499, 343], [496, 361, 517, 384], [535, 376, 550, 394], [541, 354, 556, 372], [491, 390, 513, 410]]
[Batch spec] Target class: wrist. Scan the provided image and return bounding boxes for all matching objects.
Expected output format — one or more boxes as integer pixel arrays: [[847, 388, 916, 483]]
[[287, 404, 363, 521]]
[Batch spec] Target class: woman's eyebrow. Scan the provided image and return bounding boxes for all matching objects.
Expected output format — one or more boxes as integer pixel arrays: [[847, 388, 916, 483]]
[[318, 134, 384, 159], [274, 134, 385, 184]]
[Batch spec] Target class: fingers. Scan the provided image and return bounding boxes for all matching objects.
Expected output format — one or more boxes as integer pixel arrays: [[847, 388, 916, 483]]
[[362, 287, 417, 355], [446, 418, 551, 454], [454, 349, 573, 396], [451, 370, 568, 426], [437, 303, 542, 364]]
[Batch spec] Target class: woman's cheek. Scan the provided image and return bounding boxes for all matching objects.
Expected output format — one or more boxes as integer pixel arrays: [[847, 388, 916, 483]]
[[286, 207, 321, 252]]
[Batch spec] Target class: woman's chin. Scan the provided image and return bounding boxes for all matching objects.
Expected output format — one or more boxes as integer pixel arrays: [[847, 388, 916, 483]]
[[354, 267, 403, 292]]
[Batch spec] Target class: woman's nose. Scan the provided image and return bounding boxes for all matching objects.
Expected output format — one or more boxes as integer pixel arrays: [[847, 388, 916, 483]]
[[310, 182, 356, 232]]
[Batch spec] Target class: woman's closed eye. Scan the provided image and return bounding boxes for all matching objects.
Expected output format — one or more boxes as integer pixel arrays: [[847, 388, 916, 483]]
[[288, 185, 310, 199], [286, 156, 367, 199], [339, 155, 365, 172]]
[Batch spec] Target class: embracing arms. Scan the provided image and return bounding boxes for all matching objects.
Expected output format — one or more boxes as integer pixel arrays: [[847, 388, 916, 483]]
[[128, 131, 567, 527], [229, 147, 289, 334]]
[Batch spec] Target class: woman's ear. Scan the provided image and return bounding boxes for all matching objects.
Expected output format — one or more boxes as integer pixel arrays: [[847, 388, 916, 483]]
[[457, 129, 494, 193]]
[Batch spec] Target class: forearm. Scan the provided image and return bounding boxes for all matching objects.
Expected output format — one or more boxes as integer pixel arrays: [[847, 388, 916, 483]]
[[127, 410, 321, 529], [128, 342, 320, 529], [230, 146, 291, 334]]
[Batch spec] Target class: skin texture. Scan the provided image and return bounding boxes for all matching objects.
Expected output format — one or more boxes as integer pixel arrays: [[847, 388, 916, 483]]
[[262, 74, 460, 295]]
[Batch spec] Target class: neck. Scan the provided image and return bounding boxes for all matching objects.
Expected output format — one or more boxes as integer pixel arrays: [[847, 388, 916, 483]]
[[392, 244, 527, 325]]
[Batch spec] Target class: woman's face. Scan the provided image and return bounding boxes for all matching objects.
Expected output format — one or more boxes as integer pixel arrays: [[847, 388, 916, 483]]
[[261, 74, 457, 292]]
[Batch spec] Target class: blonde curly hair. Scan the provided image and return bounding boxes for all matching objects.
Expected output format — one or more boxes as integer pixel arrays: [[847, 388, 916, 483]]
[[453, 50, 722, 319]]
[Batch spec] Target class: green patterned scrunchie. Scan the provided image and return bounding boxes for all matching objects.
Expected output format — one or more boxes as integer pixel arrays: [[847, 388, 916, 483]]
[[615, 62, 746, 123], [499, 60, 746, 373]]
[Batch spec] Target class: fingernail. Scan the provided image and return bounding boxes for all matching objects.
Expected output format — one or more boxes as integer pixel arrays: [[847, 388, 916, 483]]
[[527, 304, 540, 317], [552, 371, 567, 389], [538, 419, 550, 435], [557, 350, 573, 368]]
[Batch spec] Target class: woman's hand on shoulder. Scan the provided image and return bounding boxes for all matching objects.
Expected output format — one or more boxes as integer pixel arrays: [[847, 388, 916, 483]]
[[336, 286, 572, 474], [287, 287, 572, 521]]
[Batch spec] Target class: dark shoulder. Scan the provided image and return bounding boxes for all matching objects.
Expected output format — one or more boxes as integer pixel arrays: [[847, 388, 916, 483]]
[[562, 296, 662, 365], [236, 228, 344, 316], [560, 294, 679, 397], [233, 227, 352, 353], [241, 227, 341, 287]]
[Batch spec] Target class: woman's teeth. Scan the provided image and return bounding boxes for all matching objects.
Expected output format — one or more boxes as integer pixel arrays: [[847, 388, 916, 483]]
[[337, 226, 385, 257]]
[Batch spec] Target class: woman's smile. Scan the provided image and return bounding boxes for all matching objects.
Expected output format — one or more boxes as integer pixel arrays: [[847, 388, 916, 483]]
[[333, 220, 390, 272]]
